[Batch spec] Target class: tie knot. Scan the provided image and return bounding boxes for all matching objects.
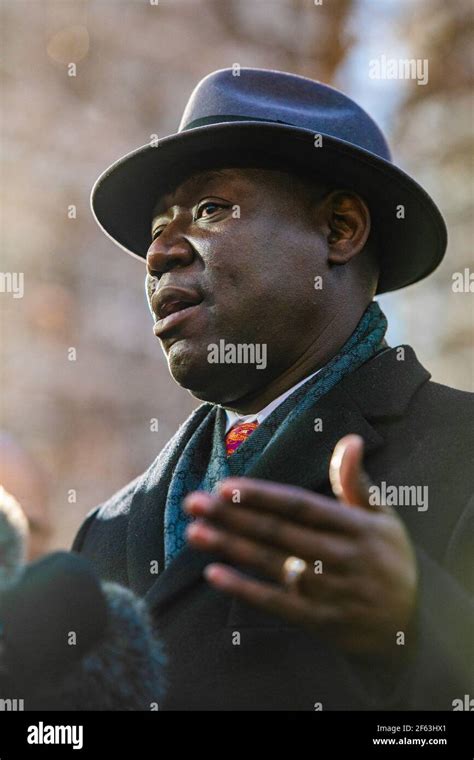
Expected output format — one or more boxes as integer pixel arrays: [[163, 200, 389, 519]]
[[225, 421, 259, 456]]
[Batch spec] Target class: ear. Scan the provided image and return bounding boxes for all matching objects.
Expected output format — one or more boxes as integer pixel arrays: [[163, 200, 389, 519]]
[[319, 191, 371, 265]]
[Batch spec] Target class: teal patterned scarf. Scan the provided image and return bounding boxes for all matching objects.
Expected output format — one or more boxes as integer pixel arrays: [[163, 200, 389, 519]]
[[164, 301, 387, 567]]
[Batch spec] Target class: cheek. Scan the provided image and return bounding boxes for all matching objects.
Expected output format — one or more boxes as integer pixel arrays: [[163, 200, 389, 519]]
[[204, 226, 271, 292], [201, 220, 322, 321], [204, 248, 250, 304]]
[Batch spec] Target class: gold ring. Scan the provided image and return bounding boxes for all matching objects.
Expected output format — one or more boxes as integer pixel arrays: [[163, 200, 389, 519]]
[[282, 555, 307, 593]]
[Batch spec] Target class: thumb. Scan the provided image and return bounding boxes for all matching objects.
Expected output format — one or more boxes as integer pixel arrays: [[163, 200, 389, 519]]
[[329, 434, 378, 510]]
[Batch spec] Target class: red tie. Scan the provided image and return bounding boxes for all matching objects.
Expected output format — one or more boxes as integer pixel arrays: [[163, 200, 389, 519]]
[[225, 421, 259, 456]]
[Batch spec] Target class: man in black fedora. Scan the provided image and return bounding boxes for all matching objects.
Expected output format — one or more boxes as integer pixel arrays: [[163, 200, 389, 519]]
[[73, 68, 473, 710]]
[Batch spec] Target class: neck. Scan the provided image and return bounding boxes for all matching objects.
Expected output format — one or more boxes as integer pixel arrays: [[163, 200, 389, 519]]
[[225, 305, 368, 415]]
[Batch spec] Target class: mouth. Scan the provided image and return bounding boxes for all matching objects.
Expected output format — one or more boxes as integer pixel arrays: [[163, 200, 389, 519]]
[[152, 289, 204, 338]]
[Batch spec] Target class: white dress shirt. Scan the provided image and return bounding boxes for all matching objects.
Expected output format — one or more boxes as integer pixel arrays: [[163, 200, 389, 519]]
[[223, 369, 321, 434]]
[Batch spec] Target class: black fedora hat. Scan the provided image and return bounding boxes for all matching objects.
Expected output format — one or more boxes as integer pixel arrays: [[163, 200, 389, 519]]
[[91, 67, 447, 294]]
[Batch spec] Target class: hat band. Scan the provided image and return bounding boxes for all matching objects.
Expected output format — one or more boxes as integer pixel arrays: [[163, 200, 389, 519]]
[[183, 114, 294, 131]]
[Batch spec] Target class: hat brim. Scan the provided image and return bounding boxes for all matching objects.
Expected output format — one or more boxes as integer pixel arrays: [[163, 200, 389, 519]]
[[91, 122, 447, 294]]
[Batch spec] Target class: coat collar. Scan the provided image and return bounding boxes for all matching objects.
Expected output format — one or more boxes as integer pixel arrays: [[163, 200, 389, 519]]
[[134, 346, 430, 613], [339, 345, 430, 417]]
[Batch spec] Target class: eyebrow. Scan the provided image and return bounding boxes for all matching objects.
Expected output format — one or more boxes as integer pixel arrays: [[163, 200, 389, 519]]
[[152, 169, 231, 220]]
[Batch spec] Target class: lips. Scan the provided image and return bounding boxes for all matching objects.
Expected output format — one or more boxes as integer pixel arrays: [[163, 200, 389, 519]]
[[152, 286, 203, 321], [152, 285, 204, 338]]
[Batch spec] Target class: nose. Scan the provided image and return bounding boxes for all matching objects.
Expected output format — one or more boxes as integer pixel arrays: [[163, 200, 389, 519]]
[[146, 214, 194, 278]]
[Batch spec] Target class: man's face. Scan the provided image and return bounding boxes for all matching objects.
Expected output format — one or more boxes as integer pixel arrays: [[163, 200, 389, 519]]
[[145, 167, 331, 406]]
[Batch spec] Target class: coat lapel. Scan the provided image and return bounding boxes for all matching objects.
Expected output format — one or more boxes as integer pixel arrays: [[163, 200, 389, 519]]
[[139, 347, 431, 616], [247, 383, 383, 493], [144, 543, 219, 612]]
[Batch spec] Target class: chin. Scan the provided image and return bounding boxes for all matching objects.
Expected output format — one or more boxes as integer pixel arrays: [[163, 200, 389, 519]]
[[167, 341, 214, 394], [171, 367, 233, 405], [166, 346, 247, 405]]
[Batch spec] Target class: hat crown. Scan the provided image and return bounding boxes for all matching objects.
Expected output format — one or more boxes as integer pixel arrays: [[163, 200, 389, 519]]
[[179, 67, 391, 161]]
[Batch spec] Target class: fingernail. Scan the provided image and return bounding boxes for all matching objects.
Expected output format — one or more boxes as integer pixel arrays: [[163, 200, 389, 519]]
[[217, 479, 240, 497], [186, 522, 217, 544], [184, 492, 214, 515], [204, 564, 234, 588]]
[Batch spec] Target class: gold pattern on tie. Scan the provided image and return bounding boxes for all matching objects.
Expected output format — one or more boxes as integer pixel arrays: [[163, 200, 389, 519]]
[[225, 421, 259, 456]]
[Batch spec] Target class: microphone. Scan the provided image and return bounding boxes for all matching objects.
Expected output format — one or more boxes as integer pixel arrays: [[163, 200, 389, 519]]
[[0, 552, 166, 710]]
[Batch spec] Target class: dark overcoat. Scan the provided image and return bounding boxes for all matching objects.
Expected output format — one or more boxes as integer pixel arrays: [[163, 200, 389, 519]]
[[73, 347, 474, 710]]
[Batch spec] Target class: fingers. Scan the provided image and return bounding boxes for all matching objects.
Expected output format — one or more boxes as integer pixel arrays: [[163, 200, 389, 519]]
[[186, 520, 348, 599], [200, 477, 368, 534], [187, 521, 288, 582], [184, 494, 358, 572]]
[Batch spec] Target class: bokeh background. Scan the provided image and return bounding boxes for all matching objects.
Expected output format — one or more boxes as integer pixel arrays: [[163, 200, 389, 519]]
[[1, 0, 472, 553]]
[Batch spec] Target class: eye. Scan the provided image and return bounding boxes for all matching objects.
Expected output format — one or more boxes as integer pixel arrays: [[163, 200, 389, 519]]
[[151, 227, 165, 242], [195, 201, 227, 220]]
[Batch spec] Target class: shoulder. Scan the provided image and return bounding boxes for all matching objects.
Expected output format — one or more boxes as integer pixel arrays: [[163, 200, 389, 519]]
[[415, 377, 473, 411], [342, 344, 474, 491], [408, 376, 473, 445], [71, 474, 142, 552], [344, 344, 473, 423]]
